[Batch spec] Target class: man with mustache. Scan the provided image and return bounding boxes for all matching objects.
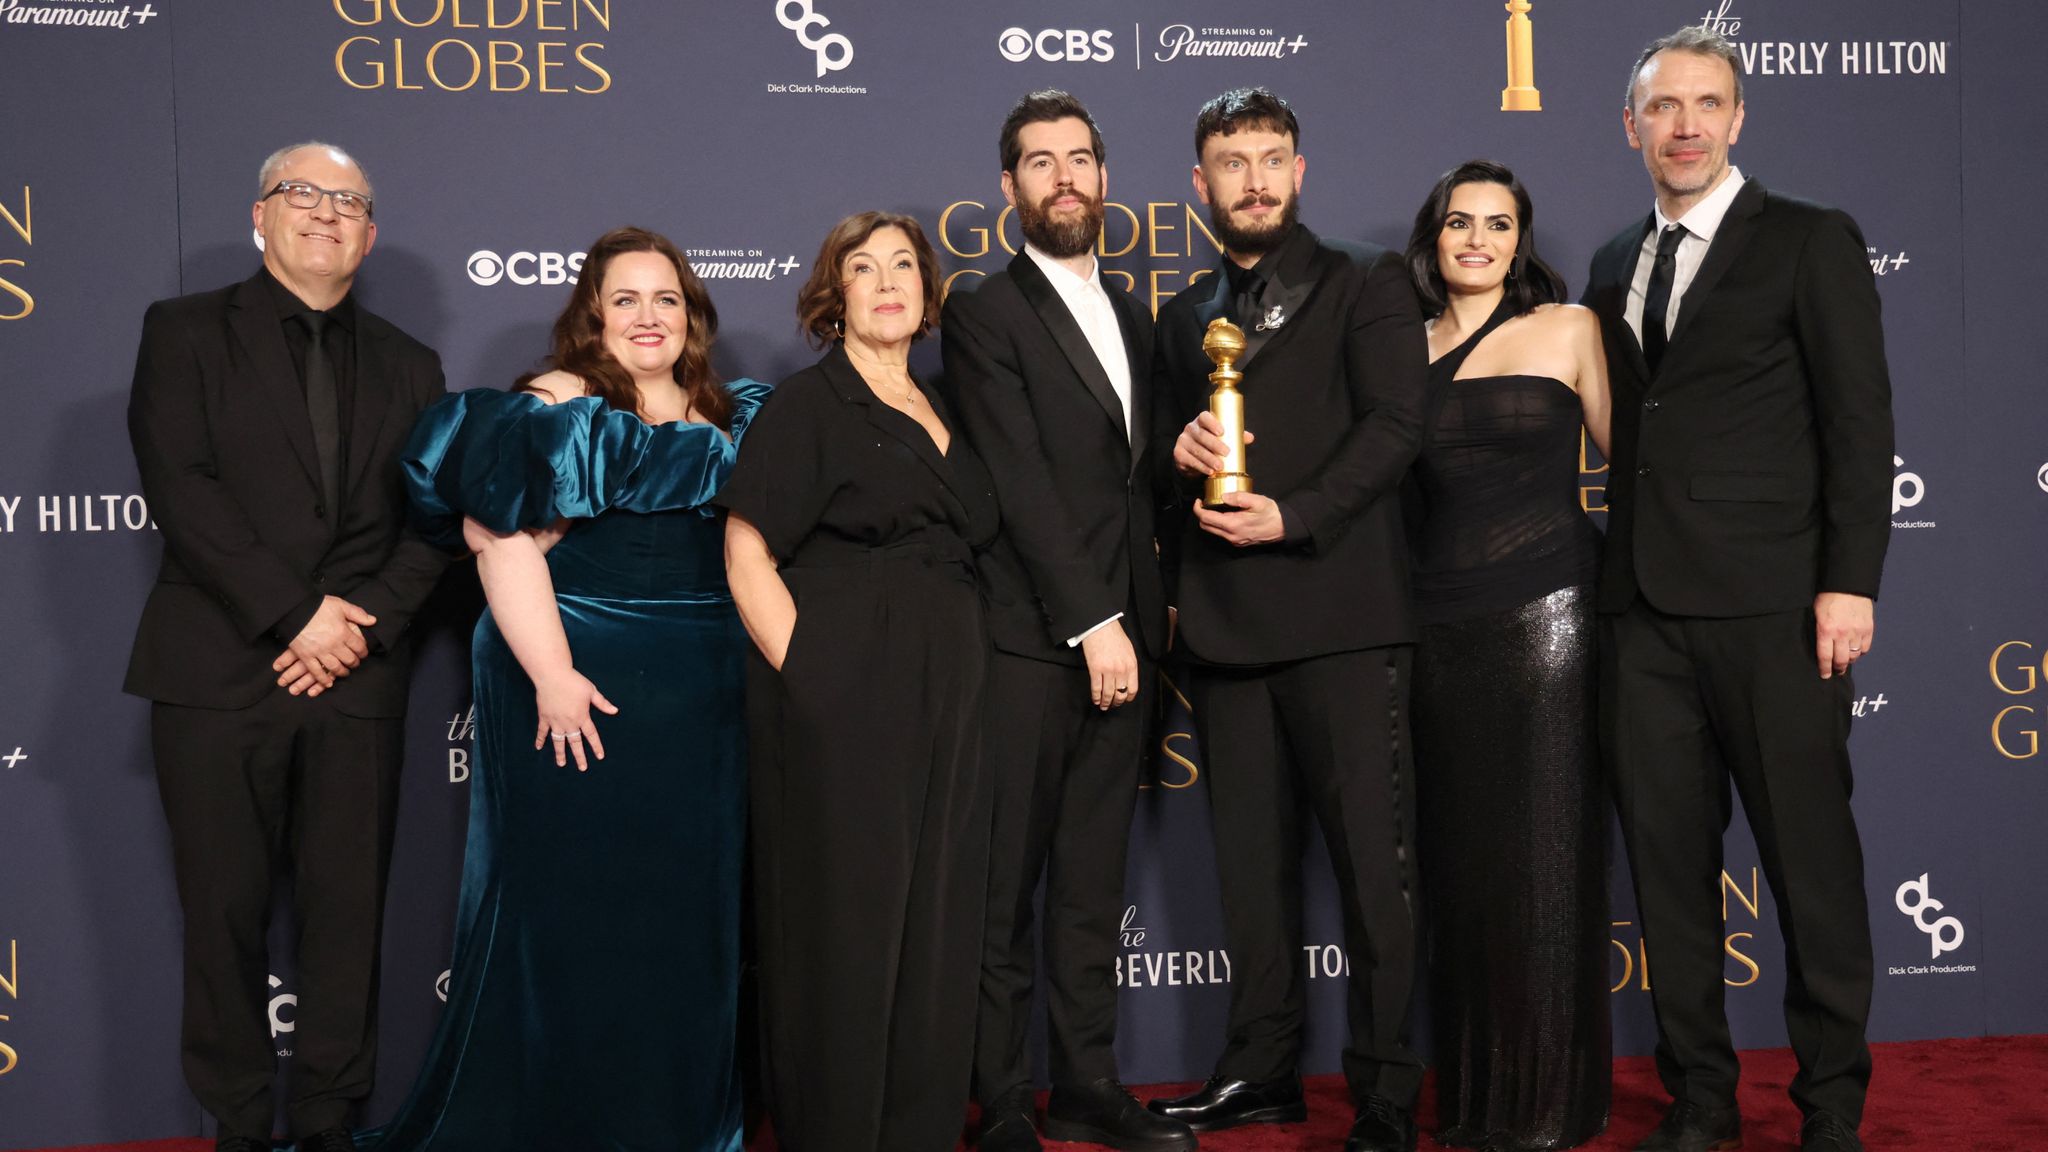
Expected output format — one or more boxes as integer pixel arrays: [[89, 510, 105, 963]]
[[1584, 28, 1891, 1152], [1144, 88, 1429, 1152], [124, 142, 451, 1152], [941, 90, 1191, 1152]]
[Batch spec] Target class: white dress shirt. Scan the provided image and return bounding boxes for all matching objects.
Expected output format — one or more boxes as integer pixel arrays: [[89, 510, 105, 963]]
[[1625, 165, 1746, 347], [1021, 243, 1133, 647]]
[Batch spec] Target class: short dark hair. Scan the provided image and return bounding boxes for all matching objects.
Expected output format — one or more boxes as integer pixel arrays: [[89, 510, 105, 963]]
[[1193, 87, 1299, 158], [794, 211, 945, 349], [999, 89, 1105, 173], [1403, 160, 1568, 320], [1627, 26, 1745, 109]]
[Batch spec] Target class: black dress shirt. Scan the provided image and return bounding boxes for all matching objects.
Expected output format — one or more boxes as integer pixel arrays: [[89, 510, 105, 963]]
[[260, 269, 360, 645]]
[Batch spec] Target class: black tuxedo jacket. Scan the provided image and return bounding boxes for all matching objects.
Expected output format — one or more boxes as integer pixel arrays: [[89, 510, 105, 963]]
[[1583, 178, 1893, 617], [1152, 224, 1429, 666], [124, 270, 452, 716], [941, 251, 1167, 663]]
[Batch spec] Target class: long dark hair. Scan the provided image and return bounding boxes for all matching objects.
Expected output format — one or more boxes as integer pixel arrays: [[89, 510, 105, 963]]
[[516, 226, 732, 429], [1404, 159, 1567, 319]]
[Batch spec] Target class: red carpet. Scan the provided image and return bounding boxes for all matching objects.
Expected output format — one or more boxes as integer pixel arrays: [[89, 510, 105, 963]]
[[20, 1036, 2046, 1152]]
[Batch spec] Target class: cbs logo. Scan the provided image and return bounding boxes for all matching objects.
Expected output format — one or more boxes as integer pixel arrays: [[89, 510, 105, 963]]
[[1989, 640, 2048, 758], [778, 0, 853, 77], [999, 27, 1115, 63], [466, 249, 586, 287]]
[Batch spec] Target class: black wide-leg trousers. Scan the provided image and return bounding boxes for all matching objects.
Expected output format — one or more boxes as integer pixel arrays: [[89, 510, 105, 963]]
[[974, 646, 1148, 1100], [152, 692, 405, 1141], [1601, 598, 1873, 1124], [1189, 646, 1425, 1107]]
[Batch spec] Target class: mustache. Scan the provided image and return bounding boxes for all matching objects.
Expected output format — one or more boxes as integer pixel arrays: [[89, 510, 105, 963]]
[[1233, 192, 1284, 211], [1037, 185, 1099, 211]]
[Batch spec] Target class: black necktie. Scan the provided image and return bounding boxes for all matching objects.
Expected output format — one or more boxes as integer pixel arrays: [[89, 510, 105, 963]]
[[1640, 224, 1687, 374], [1234, 269, 1267, 331], [296, 311, 343, 515]]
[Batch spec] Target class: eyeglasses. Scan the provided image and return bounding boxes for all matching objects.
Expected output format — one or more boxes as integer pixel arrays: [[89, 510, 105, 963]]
[[263, 180, 373, 219]]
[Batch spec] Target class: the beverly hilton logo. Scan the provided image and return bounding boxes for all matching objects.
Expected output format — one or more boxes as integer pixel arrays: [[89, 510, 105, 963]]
[[1501, 0, 1540, 112]]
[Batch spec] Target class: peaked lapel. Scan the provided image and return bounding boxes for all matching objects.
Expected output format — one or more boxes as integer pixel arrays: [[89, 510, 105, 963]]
[[820, 344, 962, 504], [1667, 176, 1766, 352], [344, 316, 397, 502], [1235, 225, 1319, 371], [1007, 251, 1130, 443], [226, 274, 322, 494]]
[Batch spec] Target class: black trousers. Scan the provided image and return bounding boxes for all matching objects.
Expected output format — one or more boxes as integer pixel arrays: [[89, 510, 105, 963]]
[[1189, 647, 1424, 1107], [152, 693, 405, 1141], [1601, 599, 1873, 1123], [974, 646, 1148, 1099]]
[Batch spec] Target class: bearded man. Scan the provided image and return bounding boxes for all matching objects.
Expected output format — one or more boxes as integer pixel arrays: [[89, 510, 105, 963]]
[[939, 89, 1190, 1152], [1141, 88, 1431, 1152]]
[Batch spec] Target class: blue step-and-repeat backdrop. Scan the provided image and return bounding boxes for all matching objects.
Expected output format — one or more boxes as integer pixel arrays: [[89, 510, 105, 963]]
[[2, 2, 2044, 1145]]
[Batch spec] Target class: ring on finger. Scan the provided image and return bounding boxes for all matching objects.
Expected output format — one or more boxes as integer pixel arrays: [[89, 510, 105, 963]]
[[566, 732, 584, 741], [551, 731, 569, 741]]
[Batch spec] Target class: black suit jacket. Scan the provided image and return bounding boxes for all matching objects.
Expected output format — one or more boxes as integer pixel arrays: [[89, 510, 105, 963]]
[[941, 251, 1166, 663], [124, 270, 452, 716], [1583, 178, 1893, 617], [1152, 224, 1429, 666]]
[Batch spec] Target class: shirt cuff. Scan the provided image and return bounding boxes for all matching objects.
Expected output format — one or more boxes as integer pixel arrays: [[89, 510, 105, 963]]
[[1067, 612, 1125, 647]]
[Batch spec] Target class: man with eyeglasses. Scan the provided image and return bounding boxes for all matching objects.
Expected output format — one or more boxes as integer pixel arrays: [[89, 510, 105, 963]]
[[124, 141, 451, 1152]]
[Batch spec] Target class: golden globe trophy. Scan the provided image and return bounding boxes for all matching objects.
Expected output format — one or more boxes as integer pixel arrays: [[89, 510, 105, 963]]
[[1502, 0, 1542, 111], [1201, 317, 1251, 506]]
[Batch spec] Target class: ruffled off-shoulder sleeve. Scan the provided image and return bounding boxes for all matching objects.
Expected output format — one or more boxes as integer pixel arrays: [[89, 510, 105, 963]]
[[403, 380, 773, 544]]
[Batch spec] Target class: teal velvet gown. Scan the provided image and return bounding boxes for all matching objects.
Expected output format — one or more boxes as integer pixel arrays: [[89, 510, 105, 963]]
[[362, 380, 768, 1152]]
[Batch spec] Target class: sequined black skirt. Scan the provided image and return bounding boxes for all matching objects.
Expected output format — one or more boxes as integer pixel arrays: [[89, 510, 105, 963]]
[[1414, 584, 1610, 1150]]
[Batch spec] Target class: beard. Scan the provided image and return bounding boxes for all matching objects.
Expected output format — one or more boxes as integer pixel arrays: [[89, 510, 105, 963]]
[[1017, 185, 1105, 259], [1209, 189, 1301, 259]]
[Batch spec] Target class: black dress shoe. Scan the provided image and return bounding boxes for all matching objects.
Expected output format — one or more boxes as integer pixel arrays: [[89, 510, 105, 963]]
[[1799, 1111, 1864, 1151], [1344, 1095, 1417, 1152], [294, 1128, 356, 1152], [215, 1137, 269, 1152], [1044, 1078, 1197, 1151], [1146, 1073, 1305, 1133], [979, 1085, 1043, 1152], [1634, 1100, 1741, 1152]]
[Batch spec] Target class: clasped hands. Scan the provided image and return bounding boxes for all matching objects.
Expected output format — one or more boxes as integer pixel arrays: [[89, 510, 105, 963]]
[[273, 594, 377, 697], [1174, 411, 1284, 547]]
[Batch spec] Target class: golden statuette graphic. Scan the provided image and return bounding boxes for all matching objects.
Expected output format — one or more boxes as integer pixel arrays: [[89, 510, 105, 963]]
[[1201, 317, 1251, 506], [1502, 0, 1541, 112]]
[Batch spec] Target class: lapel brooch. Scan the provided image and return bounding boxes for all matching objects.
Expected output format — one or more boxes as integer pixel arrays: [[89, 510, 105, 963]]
[[1255, 303, 1288, 332]]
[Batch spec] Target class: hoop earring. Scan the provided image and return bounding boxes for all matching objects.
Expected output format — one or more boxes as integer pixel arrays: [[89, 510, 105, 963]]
[[832, 317, 845, 338]]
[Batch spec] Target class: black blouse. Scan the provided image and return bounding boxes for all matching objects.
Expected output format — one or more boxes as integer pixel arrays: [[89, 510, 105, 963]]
[[715, 344, 998, 565]]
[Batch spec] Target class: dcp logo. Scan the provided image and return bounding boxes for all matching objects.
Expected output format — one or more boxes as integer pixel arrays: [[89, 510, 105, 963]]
[[778, 0, 853, 77], [1892, 455, 1924, 515], [267, 974, 296, 1039], [999, 27, 1115, 63], [466, 249, 586, 287], [1894, 874, 1964, 959], [435, 969, 452, 1003]]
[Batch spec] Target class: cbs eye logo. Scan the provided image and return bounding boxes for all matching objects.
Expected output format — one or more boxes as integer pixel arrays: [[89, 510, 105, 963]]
[[999, 27, 1115, 63]]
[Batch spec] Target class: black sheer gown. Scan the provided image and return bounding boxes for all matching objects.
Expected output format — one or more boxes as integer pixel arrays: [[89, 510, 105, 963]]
[[1409, 300, 1610, 1151]]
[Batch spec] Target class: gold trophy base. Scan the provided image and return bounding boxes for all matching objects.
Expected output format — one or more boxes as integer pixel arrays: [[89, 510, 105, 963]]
[[1502, 86, 1541, 112], [1205, 473, 1252, 506]]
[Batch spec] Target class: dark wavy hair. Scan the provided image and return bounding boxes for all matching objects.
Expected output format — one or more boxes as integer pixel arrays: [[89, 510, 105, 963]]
[[516, 226, 731, 429], [794, 211, 944, 349], [1193, 87, 1299, 158], [1404, 159, 1567, 319]]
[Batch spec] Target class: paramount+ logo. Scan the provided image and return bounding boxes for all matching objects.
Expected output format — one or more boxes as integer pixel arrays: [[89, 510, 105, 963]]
[[998, 26, 1115, 64]]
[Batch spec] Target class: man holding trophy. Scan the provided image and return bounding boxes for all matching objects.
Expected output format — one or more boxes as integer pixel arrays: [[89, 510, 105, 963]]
[[1144, 89, 1431, 1152]]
